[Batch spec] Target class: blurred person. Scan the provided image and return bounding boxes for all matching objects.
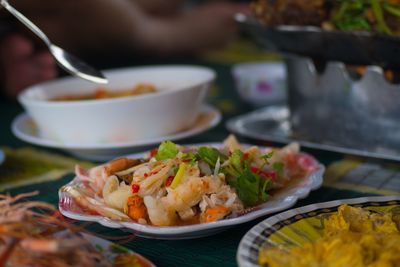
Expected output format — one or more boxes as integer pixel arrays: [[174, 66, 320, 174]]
[[0, 0, 249, 99], [0, 34, 57, 99]]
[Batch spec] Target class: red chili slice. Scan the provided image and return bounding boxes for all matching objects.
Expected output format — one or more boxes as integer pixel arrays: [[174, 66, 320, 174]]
[[131, 184, 140, 193], [166, 176, 174, 187], [149, 148, 158, 157]]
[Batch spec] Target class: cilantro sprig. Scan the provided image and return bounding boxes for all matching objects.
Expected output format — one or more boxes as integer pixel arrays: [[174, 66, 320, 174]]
[[153, 141, 283, 207], [223, 150, 273, 207]]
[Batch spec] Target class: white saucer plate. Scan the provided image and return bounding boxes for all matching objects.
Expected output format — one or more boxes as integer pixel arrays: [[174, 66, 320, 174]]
[[12, 105, 221, 161], [59, 143, 324, 240]]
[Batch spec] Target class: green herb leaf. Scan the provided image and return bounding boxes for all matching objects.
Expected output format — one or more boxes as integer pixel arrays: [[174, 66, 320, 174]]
[[260, 151, 274, 160], [231, 150, 244, 171], [155, 141, 179, 160], [260, 151, 274, 170], [182, 152, 197, 165], [260, 179, 271, 202], [197, 147, 227, 168], [384, 3, 400, 18], [223, 149, 274, 207], [371, 0, 392, 34], [235, 169, 260, 206]]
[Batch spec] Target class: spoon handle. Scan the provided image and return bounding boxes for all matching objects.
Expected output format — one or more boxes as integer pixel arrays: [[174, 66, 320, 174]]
[[0, 0, 51, 45]]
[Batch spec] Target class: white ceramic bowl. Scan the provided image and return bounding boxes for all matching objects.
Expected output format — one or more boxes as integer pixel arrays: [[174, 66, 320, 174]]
[[232, 62, 287, 107], [18, 65, 215, 145]]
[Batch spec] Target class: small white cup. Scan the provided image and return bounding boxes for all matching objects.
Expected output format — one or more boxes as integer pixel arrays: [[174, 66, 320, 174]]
[[232, 62, 287, 107]]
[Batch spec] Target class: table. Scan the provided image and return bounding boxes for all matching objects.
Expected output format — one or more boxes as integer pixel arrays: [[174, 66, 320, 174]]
[[0, 57, 392, 267]]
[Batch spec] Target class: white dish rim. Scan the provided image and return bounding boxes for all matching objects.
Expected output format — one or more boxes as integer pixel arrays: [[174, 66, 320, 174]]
[[11, 104, 221, 150]]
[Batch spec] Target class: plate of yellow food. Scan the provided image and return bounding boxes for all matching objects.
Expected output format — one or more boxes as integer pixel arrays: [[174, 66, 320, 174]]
[[237, 195, 400, 267], [58, 135, 324, 239]]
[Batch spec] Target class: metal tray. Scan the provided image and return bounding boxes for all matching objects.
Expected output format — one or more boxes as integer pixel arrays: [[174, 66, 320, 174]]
[[226, 105, 400, 162], [236, 14, 400, 69]]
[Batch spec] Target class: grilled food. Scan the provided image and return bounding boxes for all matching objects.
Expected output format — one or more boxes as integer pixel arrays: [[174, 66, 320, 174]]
[[252, 0, 400, 35]]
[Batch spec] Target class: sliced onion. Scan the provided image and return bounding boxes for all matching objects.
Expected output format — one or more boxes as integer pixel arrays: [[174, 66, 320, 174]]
[[214, 157, 221, 177], [198, 160, 212, 175]]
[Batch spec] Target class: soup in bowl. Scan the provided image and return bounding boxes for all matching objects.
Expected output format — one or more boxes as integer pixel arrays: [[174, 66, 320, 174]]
[[18, 65, 215, 145], [52, 84, 157, 101]]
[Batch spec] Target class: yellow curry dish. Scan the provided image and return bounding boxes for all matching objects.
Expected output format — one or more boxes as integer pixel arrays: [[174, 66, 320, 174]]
[[259, 204, 400, 267]]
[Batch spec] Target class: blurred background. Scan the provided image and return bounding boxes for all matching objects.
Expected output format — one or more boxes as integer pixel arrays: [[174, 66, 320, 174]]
[[0, 0, 283, 113]]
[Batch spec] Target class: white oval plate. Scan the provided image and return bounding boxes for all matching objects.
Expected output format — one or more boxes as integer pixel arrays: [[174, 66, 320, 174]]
[[59, 143, 325, 240], [237, 195, 400, 267], [11, 105, 221, 161]]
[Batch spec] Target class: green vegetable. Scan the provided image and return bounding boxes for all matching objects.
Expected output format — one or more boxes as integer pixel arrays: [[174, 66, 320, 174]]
[[197, 147, 227, 168], [230, 164, 271, 206], [223, 149, 273, 207], [223, 150, 244, 178], [170, 163, 187, 189], [371, 0, 392, 34], [329, 0, 400, 35], [155, 141, 178, 160], [235, 169, 262, 206], [181, 152, 197, 165], [384, 3, 400, 17], [260, 151, 274, 161], [333, 0, 372, 32]]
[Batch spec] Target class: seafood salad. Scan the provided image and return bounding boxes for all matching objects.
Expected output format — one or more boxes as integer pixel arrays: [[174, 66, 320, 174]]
[[66, 136, 317, 227]]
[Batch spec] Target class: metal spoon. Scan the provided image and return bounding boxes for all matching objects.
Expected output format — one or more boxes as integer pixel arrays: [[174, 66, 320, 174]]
[[0, 0, 108, 84]]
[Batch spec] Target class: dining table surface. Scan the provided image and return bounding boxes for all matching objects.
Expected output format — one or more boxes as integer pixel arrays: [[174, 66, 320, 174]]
[[1, 52, 399, 267]]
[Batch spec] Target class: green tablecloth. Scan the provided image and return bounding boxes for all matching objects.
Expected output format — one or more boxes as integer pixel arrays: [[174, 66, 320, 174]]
[[0, 58, 388, 267]]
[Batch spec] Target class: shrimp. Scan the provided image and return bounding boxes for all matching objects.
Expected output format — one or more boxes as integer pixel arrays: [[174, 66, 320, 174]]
[[223, 134, 242, 153], [62, 186, 130, 221], [269, 142, 300, 165], [178, 208, 196, 221], [75, 158, 142, 194], [125, 195, 148, 222], [143, 196, 177, 226], [201, 206, 230, 223], [163, 176, 222, 212], [198, 183, 243, 216], [102, 176, 132, 211], [75, 164, 108, 194]]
